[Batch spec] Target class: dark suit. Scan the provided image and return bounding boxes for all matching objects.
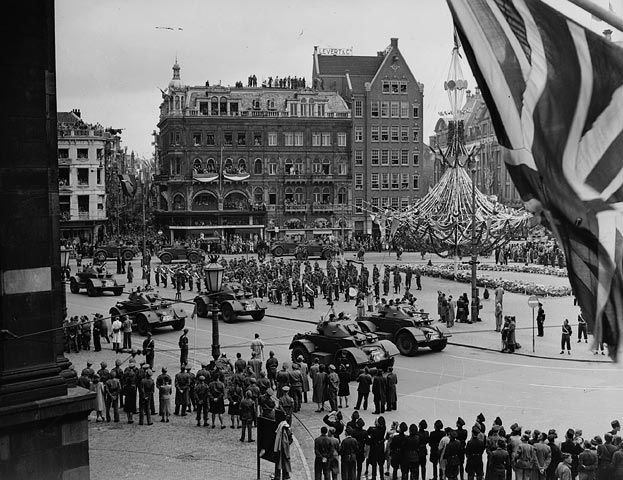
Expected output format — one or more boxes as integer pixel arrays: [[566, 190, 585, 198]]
[[314, 434, 333, 480]]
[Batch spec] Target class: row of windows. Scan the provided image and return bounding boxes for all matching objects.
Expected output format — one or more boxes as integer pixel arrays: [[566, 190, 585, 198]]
[[381, 81, 408, 94], [354, 173, 419, 190], [352, 197, 415, 215], [352, 149, 419, 167], [58, 148, 104, 160], [178, 157, 348, 176], [361, 126, 419, 143], [173, 131, 347, 147], [353, 100, 419, 119]]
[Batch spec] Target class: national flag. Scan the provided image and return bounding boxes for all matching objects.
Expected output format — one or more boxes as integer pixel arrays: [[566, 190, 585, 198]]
[[446, 0, 623, 359], [119, 174, 136, 197]]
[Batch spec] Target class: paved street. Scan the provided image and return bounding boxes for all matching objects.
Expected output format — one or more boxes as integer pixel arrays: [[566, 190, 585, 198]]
[[66, 251, 623, 480]]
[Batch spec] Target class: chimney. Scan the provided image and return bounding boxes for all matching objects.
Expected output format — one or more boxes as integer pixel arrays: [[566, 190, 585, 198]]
[[604, 29, 613, 41], [390, 38, 398, 48]]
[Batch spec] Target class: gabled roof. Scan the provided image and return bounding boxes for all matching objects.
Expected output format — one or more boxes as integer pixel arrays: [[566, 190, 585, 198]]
[[57, 111, 81, 125], [316, 55, 383, 79]]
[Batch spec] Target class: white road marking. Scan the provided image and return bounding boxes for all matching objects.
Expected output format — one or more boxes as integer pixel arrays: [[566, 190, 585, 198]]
[[445, 353, 620, 372]]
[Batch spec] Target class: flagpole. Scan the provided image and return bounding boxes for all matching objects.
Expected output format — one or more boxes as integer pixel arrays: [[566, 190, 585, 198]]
[[566, 0, 623, 32]]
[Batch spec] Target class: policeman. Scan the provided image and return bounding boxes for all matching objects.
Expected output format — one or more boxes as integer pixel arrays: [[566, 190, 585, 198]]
[[179, 328, 189, 366], [138, 369, 154, 425], [142, 332, 155, 369]]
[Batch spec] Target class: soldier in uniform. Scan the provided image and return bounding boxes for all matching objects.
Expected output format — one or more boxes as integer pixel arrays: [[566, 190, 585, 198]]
[[289, 363, 303, 413], [156, 367, 171, 416], [194, 375, 210, 427], [138, 369, 154, 425], [179, 328, 189, 367], [104, 370, 121, 422], [186, 366, 196, 412], [227, 380, 244, 428], [82, 361, 95, 380], [266, 351, 279, 389], [174, 364, 189, 416], [97, 361, 110, 383], [277, 386, 294, 427], [142, 331, 155, 369], [239, 390, 256, 442], [259, 388, 277, 419]]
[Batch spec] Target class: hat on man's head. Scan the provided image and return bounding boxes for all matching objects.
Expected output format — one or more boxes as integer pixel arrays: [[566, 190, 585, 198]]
[[142, 364, 150, 369], [494, 416, 503, 426], [457, 417, 465, 427], [329, 364, 336, 370], [548, 429, 558, 438], [612, 420, 621, 428], [162, 367, 167, 373], [87, 361, 92, 366], [282, 386, 290, 392], [510, 423, 521, 432], [128, 359, 136, 365], [476, 413, 485, 422], [297, 355, 304, 361], [591, 435, 603, 446]]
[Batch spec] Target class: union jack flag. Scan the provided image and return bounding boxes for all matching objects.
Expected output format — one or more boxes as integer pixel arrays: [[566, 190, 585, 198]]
[[446, 0, 623, 359]]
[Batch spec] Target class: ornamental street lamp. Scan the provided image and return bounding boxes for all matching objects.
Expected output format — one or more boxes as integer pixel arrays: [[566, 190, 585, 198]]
[[60, 245, 71, 282], [204, 255, 224, 360]]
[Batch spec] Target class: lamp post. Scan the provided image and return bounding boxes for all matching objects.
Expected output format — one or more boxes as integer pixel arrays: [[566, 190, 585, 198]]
[[204, 255, 224, 360], [60, 245, 71, 282], [469, 156, 479, 324]]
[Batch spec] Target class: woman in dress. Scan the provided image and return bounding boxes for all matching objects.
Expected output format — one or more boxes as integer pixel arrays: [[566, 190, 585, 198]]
[[208, 373, 226, 429], [158, 379, 172, 422], [93, 375, 106, 422], [312, 364, 328, 412], [228, 382, 243, 429], [337, 364, 351, 408]]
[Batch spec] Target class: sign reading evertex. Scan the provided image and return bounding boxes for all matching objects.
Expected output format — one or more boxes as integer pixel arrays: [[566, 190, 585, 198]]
[[317, 46, 353, 56]]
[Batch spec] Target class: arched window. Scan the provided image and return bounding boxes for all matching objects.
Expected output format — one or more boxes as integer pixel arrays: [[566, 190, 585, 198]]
[[312, 158, 322, 174], [238, 158, 247, 172], [301, 98, 308, 117], [254, 158, 263, 175], [193, 158, 203, 174], [312, 187, 321, 203], [220, 97, 227, 115], [172, 193, 185, 211], [336, 187, 347, 204], [206, 158, 215, 172], [284, 158, 293, 175], [295, 158, 304, 174], [322, 187, 331, 204], [192, 192, 218, 210], [268, 187, 277, 205], [253, 187, 264, 204], [322, 158, 331, 175], [159, 193, 169, 211], [224, 158, 233, 173], [285, 187, 294, 202], [211, 96, 219, 115], [223, 191, 249, 211]]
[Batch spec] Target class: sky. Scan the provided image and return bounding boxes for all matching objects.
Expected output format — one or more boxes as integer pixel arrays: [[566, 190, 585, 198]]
[[55, 0, 622, 158]]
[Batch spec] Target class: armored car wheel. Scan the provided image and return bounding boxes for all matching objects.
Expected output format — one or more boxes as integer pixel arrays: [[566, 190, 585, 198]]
[[122, 249, 134, 261], [87, 282, 98, 297], [160, 253, 172, 264], [221, 303, 235, 323], [172, 318, 185, 331], [188, 252, 200, 264], [95, 250, 107, 262], [429, 339, 447, 352], [291, 345, 311, 365], [272, 246, 284, 257], [396, 331, 418, 356], [195, 299, 208, 318], [136, 314, 151, 336], [69, 278, 80, 294], [251, 311, 265, 321]]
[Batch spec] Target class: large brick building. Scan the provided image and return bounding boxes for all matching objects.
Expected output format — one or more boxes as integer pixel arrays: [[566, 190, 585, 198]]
[[429, 88, 521, 206], [154, 62, 352, 243], [312, 38, 428, 237]]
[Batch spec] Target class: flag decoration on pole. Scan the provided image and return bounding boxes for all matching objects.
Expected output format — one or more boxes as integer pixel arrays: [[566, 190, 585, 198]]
[[446, 0, 623, 359], [119, 174, 136, 197]]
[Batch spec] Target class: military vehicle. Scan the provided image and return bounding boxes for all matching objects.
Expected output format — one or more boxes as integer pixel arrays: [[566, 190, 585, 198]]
[[356, 305, 450, 356], [93, 243, 140, 262], [110, 290, 188, 335], [157, 245, 205, 264], [289, 317, 398, 379], [270, 240, 338, 260], [69, 264, 124, 297], [194, 282, 266, 323]]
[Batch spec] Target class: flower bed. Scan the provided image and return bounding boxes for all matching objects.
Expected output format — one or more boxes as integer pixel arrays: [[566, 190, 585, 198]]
[[392, 264, 572, 297]]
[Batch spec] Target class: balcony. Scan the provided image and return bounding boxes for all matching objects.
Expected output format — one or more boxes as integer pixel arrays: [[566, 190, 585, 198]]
[[311, 203, 334, 213], [283, 173, 307, 182], [164, 109, 351, 120], [284, 203, 307, 213], [58, 157, 72, 165]]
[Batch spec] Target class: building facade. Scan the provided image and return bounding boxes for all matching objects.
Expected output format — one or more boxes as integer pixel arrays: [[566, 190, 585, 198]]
[[155, 62, 352, 243], [312, 38, 427, 238], [429, 89, 521, 206], [57, 110, 120, 243]]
